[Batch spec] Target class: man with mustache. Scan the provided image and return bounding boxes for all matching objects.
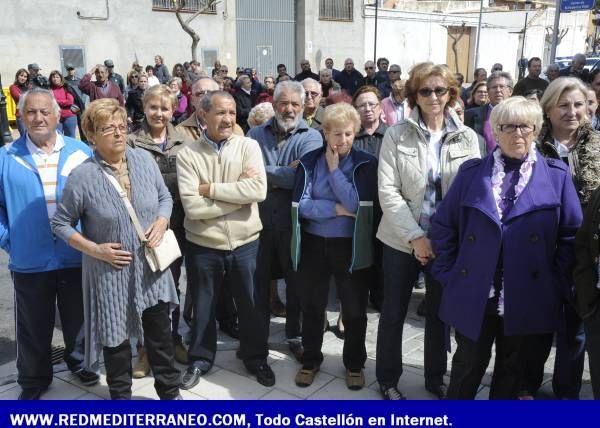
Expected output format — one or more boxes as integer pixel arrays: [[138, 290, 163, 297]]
[[247, 81, 323, 360]]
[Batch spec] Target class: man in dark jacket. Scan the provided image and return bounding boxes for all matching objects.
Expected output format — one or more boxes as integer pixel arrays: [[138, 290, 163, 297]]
[[233, 75, 254, 132], [378, 64, 401, 98], [104, 59, 126, 95], [560, 53, 589, 81], [337, 58, 364, 96], [512, 57, 549, 97], [294, 60, 319, 81]]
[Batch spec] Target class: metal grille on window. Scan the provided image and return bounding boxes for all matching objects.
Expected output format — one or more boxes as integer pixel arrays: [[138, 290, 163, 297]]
[[319, 0, 353, 21], [152, 0, 217, 13], [59, 46, 85, 77]]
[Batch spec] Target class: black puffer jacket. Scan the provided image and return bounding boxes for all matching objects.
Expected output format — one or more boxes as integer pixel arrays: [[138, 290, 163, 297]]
[[537, 122, 600, 207]]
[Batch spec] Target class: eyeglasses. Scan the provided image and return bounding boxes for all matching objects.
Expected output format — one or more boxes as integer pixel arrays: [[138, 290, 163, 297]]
[[417, 87, 449, 98], [99, 124, 127, 135], [489, 84, 510, 91], [131, 75, 139, 79], [305, 91, 321, 98], [356, 102, 379, 111], [389, 70, 401, 73], [498, 124, 535, 134], [365, 67, 374, 70]]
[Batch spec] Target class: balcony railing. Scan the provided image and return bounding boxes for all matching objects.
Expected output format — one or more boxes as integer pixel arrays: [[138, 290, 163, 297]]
[[152, 0, 217, 14], [319, 0, 353, 21]]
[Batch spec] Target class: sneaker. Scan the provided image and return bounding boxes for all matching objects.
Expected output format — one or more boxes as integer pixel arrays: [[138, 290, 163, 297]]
[[381, 385, 406, 400], [132, 348, 151, 379], [73, 369, 100, 387]]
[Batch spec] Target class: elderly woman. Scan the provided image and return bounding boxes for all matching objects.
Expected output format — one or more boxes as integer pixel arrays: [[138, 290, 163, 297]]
[[51, 99, 181, 400], [380, 79, 408, 126], [167, 77, 188, 125], [291, 103, 378, 391], [127, 84, 190, 377], [430, 96, 582, 399], [376, 62, 480, 400], [466, 81, 488, 109], [248, 102, 275, 128], [49, 70, 78, 138], [9, 68, 31, 136], [535, 77, 600, 400]]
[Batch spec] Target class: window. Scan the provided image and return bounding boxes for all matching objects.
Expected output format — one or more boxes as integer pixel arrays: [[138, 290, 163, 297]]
[[319, 0, 353, 21], [152, 0, 217, 14], [59, 46, 86, 77], [202, 48, 219, 76]]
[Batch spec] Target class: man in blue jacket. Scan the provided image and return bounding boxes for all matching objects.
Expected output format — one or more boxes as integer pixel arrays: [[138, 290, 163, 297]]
[[0, 88, 97, 399], [247, 81, 323, 359]]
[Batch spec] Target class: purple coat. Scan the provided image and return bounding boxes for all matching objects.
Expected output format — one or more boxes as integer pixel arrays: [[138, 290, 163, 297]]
[[430, 151, 582, 341]]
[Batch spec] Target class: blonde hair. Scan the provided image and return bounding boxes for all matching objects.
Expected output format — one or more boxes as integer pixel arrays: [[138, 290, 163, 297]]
[[321, 102, 360, 133], [248, 103, 275, 128], [81, 99, 127, 139], [490, 96, 543, 139], [142, 84, 177, 110], [405, 62, 458, 109], [540, 76, 588, 115]]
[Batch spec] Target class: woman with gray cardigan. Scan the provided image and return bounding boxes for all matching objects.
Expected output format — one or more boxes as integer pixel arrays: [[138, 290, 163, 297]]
[[51, 99, 181, 400]]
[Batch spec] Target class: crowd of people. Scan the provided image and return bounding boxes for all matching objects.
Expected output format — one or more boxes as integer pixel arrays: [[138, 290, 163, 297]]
[[4, 50, 600, 402]]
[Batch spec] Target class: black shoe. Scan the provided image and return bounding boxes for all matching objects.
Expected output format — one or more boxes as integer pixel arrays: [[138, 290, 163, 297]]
[[248, 363, 275, 387], [288, 340, 304, 362], [219, 321, 240, 339], [18, 387, 46, 400], [426, 384, 447, 400], [73, 369, 100, 386], [180, 361, 211, 390], [381, 385, 406, 400], [416, 299, 427, 317]]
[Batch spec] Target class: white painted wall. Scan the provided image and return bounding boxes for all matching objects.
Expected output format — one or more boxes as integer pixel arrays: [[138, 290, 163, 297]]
[[0, 0, 237, 81]]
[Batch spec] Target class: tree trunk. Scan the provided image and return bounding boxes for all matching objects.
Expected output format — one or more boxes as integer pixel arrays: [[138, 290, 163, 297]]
[[172, 0, 217, 62]]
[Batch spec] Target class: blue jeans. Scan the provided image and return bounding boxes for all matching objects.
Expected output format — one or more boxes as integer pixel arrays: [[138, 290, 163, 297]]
[[185, 239, 268, 369], [58, 116, 78, 138]]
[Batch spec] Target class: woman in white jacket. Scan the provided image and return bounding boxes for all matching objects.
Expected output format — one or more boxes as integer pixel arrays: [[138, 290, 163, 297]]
[[375, 62, 480, 400]]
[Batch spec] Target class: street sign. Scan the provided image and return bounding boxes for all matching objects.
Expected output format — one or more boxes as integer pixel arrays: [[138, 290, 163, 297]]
[[560, 0, 595, 12]]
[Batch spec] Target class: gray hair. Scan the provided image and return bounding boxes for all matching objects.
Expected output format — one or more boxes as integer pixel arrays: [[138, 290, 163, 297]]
[[573, 53, 586, 64], [319, 68, 332, 77], [301, 78, 321, 92], [238, 75, 251, 85], [192, 77, 219, 92], [200, 90, 235, 112], [17, 87, 60, 118], [273, 80, 306, 104], [487, 71, 514, 89], [546, 64, 560, 72], [540, 76, 588, 115], [248, 102, 275, 128], [490, 96, 543, 139]]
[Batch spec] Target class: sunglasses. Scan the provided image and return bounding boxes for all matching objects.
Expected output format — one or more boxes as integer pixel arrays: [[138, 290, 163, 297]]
[[131, 75, 139, 78], [417, 87, 449, 97], [365, 67, 374, 70]]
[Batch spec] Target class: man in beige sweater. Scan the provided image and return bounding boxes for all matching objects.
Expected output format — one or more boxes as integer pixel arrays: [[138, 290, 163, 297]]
[[177, 91, 273, 389]]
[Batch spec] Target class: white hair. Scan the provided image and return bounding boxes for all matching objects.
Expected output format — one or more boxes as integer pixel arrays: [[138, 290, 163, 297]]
[[17, 88, 60, 118], [273, 80, 305, 104]]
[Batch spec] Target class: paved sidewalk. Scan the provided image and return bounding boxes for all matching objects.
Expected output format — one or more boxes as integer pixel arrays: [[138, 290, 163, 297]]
[[0, 285, 593, 400]]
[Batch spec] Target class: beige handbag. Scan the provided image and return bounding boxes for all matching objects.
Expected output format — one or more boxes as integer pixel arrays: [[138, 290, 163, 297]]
[[101, 169, 182, 272]]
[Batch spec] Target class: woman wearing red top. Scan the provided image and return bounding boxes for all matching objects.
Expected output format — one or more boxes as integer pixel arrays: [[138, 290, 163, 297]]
[[49, 70, 78, 138], [9, 68, 31, 137]]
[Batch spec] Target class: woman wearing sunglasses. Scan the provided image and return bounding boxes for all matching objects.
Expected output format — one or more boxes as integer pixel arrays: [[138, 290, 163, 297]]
[[429, 96, 582, 399], [376, 62, 480, 400]]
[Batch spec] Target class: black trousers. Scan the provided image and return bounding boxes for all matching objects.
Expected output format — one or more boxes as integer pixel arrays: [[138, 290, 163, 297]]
[[102, 302, 180, 400], [169, 227, 186, 342], [297, 232, 368, 370], [257, 227, 301, 338], [447, 298, 553, 399], [584, 305, 600, 399], [375, 245, 447, 389], [185, 240, 269, 369], [13, 268, 85, 389]]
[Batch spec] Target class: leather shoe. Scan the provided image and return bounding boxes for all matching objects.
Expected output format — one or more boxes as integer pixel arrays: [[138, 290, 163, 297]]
[[180, 361, 211, 390], [73, 369, 100, 386], [426, 383, 447, 400], [19, 387, 47, 400], [248, 363, 275, 387], [219, 321, 240, 339], [288, 340, 304, 362]]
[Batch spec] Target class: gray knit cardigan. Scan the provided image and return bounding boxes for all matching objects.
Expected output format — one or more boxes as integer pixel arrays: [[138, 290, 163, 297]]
[[51, 147, 178, 369]]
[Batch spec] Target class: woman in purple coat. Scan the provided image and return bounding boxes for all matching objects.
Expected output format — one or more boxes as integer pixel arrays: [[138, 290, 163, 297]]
[[430, 96, 583, 399]]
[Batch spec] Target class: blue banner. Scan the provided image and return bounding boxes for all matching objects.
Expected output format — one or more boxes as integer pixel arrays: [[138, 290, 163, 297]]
[[0, 401, 597, 428], [560, 0, 595, 12]]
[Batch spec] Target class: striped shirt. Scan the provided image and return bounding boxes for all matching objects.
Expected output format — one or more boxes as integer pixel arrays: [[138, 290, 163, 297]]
[[26, 134, 65, 219]]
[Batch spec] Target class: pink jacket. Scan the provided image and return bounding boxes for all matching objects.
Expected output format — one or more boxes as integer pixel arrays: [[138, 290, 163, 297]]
[[381, 96, 410, 126]]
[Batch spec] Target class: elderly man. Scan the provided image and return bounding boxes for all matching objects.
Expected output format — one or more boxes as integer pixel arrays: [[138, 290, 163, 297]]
[[512, 57, 549, 97], [302, 78, 324, 129], [319, 68, 341, 99], [546, 63, 561, 82], [79, 64, 124, 106], [363, 60, 378, 86], [378, 64, 401, 98], [337, 58, 364, 96], [294, 60, 319, 82], [177, 91, 272, 388], [0, 88, 97, 399], [464, 71, 513, 155], [247, 81, 323, 359], [560, 53, 588, 81], [234, 75, 254, 132], [176, 78, 241, 338], [325, 57, 341, 80]]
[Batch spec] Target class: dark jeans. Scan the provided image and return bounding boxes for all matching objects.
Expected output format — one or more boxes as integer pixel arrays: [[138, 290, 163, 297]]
[[376, 244, 446, 389], [185, 239, 268, 369], [257, 227, 301, 338], [13, 268, 85, 389], [297, 232, 368, 370], [448, 298, 553, 399], [584, 305, 600, 399], [552, 303, 585, 399], [102, 302, 180, 400]]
